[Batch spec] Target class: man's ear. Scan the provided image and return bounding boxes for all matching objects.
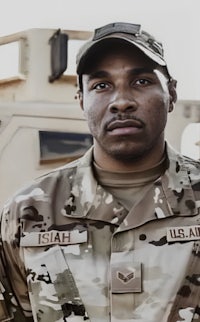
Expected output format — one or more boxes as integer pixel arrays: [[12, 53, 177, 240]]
[[77, 90, 84, 110], [168, 78, 177, 112]]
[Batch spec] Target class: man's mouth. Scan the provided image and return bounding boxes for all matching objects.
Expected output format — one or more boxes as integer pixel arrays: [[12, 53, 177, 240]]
[[107, 119, 143, 132]]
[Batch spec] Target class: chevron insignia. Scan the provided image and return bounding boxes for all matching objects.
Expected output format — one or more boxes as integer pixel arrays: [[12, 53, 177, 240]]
[[117, 271, 135, 283]]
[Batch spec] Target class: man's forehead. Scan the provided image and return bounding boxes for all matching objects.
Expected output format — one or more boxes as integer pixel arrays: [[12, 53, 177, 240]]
[[83, 67, 165, 81]]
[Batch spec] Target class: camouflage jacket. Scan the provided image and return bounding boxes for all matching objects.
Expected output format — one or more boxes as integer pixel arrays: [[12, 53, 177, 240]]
[[0, 143, 200, 322]]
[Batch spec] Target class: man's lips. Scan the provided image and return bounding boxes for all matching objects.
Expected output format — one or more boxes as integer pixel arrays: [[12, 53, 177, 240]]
[[107, 119, 143, 131]]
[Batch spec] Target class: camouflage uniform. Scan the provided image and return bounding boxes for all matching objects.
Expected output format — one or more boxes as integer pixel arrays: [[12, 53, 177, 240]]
[[0, 143, 200, 322]]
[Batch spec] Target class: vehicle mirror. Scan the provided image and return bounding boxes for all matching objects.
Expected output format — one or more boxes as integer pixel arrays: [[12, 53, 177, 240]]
[[49, 29, 68, 82]]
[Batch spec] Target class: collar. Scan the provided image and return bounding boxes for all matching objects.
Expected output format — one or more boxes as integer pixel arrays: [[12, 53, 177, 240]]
[[63, 144, 199, 227]]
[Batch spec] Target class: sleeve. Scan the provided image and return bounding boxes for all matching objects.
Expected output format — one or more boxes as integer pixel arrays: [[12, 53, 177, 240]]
[[0, 202, 34, 322]]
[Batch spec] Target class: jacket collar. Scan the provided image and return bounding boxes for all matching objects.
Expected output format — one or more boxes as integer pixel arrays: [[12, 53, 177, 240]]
[[160, 144, 198, 217], [63, 144, 199, 226]]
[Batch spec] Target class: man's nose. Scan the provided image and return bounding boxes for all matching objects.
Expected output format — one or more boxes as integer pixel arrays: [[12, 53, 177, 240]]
[[108, 91, 138, 113]]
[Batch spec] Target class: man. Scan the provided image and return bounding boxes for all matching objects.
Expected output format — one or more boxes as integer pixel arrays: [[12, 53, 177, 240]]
[[0, 22, 200, 322]]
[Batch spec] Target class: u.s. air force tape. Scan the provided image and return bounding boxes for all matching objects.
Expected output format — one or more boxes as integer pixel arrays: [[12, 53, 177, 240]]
[[167, 225, 200, 243], [20, 230, 88, 247]]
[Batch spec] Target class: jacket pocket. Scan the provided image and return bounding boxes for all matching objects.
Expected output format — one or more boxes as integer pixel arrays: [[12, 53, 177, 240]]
[[23, 244, 89, 322]]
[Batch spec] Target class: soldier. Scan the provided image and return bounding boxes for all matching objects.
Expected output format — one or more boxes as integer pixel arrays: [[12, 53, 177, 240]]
[[0, 22, 200, 322]]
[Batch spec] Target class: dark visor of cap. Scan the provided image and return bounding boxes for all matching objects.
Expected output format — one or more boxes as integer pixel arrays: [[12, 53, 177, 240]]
[[93, 22, 141, 40]]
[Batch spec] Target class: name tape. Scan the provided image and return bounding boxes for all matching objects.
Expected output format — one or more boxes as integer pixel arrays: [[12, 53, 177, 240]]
[[167, 225, 200, 243], [20, 230, 87, 247]]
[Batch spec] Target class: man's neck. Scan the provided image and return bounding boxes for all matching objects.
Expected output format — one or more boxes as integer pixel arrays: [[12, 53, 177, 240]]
[[93, 142, 166, 172]]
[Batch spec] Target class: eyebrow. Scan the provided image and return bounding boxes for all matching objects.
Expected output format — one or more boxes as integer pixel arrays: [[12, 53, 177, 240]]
[[86, 67, 156, 82], [87, 70, 110, 82], [130, 67, 156, 75]]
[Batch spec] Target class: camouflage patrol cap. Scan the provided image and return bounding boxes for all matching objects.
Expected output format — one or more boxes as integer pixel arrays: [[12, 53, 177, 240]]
[[76, 22, 170, 77]]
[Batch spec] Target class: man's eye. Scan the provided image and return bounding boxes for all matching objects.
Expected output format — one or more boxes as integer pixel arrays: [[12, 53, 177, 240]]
[[93, 82, 109, 90], [135, 79, 151, 86]]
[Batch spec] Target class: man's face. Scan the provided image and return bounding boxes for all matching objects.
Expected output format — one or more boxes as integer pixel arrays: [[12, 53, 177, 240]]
[[79, 43, 176, 167]]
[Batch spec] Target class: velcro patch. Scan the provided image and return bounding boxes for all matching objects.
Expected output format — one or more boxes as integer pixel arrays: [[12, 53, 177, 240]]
[[167, 225, 200, 243], [111, 262, 142, 293], [20, 230, 87, 247]]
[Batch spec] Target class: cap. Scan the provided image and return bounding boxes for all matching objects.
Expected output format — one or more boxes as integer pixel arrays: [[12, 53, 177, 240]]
[[76, 22, 169, 76]]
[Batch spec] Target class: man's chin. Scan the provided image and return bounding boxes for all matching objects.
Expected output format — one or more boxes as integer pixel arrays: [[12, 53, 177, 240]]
[[107, 147, 147, 163]]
